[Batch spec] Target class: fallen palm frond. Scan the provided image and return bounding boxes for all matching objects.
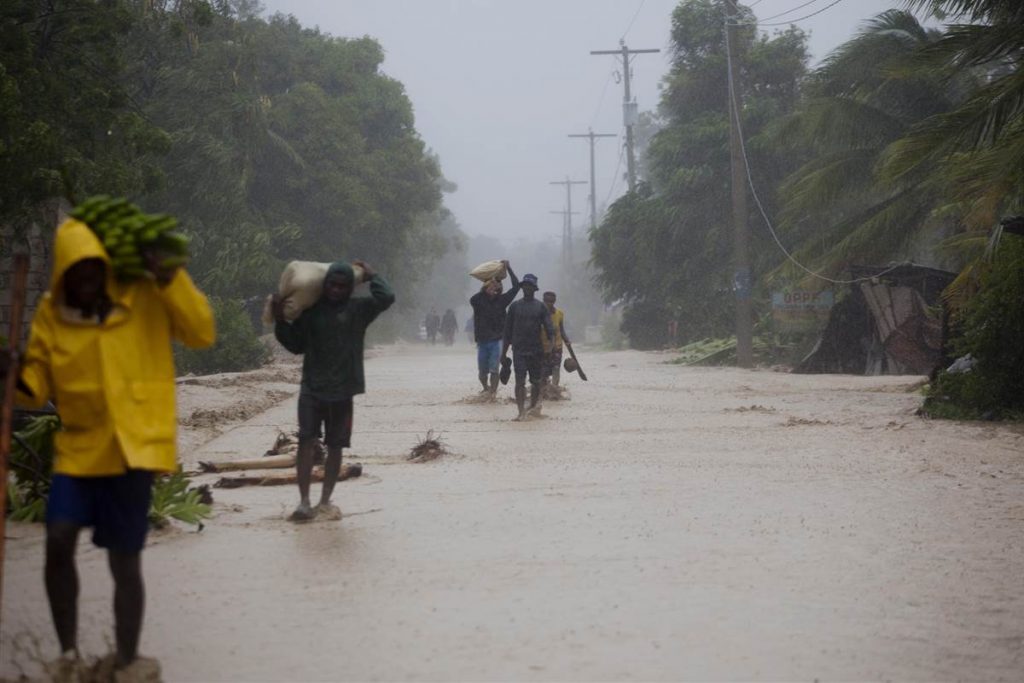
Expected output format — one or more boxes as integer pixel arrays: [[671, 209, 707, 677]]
[[408, 431, 448, 463]]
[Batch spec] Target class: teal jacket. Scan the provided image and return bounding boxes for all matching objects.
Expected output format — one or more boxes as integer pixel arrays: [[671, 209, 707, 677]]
[[274, 274, 395, 399]]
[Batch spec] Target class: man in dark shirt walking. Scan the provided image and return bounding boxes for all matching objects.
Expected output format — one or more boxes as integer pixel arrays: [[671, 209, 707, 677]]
[[501, 273, 555, 420], [273, 260, 395, 522], [469, 260, 520, 394]]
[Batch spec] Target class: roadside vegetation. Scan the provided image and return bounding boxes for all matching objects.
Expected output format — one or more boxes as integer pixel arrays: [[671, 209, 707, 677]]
[[589, 0, 1022, 418]]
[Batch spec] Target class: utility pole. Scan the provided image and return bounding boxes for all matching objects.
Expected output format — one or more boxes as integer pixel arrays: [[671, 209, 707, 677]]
[[549, 209, 580, 292], [590, 41, 659, 192], [568, 129, 616, 233], [725, 0, 753, 367], [549, 177, 587, 276]]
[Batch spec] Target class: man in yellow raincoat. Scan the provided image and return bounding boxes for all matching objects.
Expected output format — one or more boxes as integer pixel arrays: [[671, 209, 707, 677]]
[[9, 217, 215, 677]]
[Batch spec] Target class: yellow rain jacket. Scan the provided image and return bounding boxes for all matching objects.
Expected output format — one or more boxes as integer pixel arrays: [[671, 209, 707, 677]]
[[17, 219, 216, 476]]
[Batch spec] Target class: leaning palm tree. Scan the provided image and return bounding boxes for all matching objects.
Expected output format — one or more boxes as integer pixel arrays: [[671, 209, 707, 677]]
[[882, 0, 1024, 309], [769, 10, 961, 283]]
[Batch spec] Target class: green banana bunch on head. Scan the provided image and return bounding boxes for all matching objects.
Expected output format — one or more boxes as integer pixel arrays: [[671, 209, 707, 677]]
[[69, 195, 190, 281]]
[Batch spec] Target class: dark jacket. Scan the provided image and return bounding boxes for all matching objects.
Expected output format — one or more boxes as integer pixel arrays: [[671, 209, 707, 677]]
[[469, 272, 521, 343], [503, 297, 554, 354], [275, 274, 395, 399]]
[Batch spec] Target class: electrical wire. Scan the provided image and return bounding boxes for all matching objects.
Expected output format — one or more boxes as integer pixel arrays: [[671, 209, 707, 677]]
[[757, 0, 824, 23], [603, 139, 627, 209], [621, 0, 647, 41], [590, 66, 615, 127], [729, 0, 846, 27], [722, 20, 906, 285]]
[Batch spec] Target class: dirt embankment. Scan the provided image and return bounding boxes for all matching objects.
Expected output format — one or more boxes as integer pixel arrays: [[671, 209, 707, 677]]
[[175, 362, 300, 455]]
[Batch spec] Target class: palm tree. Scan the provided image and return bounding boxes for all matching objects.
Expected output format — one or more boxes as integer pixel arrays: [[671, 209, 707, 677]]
[[881, 0, 1024, 308], [770, 10, 960, 283]]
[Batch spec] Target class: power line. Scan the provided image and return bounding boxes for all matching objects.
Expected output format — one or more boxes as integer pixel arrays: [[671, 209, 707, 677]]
[[758, 0, 824, 23], [722, 18, 905, 286], [621, 0, 647, 41], [729, 0, 846, 27], [603, 139, 626, 209], [590, 66, 615, 127]]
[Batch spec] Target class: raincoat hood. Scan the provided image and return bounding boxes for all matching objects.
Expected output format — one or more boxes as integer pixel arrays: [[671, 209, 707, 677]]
[[50, 218, 110, 294]]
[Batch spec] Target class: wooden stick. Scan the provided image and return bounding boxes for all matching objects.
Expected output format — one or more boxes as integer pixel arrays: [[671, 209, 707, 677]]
[[0, 254, 30, 614], [198, 453, 297, 473], [214, 463, 362, 489]]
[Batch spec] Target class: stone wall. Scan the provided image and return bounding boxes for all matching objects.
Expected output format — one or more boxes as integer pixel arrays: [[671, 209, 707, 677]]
[[1, 208, 62, 344]]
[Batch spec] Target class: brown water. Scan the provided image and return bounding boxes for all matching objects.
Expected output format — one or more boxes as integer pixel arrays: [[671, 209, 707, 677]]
[[4, 345, 1024, 681]]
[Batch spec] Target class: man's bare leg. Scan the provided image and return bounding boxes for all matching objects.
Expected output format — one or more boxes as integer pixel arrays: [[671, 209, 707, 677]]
[[108, 550, 144, 667], [529, 381, 541, 413], [45, 522, 81, 655], [488, 372, 499, 394], [478, 371, 489, 392], [514, 383, 527, 419], [316, 446, 344, 519], [289, 438, 317, 521]]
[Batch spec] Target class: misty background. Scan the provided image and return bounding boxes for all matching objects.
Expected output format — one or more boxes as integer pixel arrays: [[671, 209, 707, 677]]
[[258, 0, 926, 330]]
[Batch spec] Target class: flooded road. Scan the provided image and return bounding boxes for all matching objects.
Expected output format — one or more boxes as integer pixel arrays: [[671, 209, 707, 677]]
[[4, 345, 1024, 681]]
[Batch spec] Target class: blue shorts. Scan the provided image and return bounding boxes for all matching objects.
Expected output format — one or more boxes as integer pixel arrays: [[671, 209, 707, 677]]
[[47, 470, 154, 553], [477, 339, 502, 374]]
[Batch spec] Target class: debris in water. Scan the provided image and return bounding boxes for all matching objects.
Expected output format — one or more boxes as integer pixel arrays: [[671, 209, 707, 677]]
[[408, 431, 448, 463]]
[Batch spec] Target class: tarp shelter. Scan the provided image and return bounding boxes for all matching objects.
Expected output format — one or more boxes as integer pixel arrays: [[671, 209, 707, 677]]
[[796, 264, 955, 375]]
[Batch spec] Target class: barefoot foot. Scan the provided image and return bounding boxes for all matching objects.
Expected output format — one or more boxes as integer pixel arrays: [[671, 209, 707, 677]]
[[288, 502, 316, 523]]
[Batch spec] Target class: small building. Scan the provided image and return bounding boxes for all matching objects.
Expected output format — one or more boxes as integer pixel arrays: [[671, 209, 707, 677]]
[[796, 264, 955, 376]]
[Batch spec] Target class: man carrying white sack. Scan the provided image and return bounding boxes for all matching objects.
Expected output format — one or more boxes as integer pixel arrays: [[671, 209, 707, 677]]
[[272, 261, 395, 522], [469, 260, 520, 394]]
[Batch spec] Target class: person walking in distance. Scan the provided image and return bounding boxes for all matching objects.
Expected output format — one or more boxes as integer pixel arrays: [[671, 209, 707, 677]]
[[273, 261, 395, 522], [469, 260, 520, 394], [540, 290, 571, 390], [424, 308, 440, 345], [441, 308, 458, 346], [5, 217, 215, 679], [500, 273, 555, 420]]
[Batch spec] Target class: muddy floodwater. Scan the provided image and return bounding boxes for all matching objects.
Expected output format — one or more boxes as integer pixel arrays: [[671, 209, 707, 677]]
[[3, 345, 1023, 681]]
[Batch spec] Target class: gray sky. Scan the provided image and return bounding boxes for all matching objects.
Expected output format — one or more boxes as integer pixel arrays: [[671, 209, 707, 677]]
[[260, 1, 913, 243]]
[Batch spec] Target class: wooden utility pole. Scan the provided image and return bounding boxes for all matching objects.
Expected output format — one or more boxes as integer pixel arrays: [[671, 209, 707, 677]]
[[725, 0, 753, 367], [549, 177, 587, 275], [549, 208, 580, 293], [568, 129, 617, 232], [590, 41, 659, 192]]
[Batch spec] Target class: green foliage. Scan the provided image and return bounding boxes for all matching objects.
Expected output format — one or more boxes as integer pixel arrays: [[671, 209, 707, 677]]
[[8, 414, 60, 511], [590, 0, 809, 349], [149, 470, 211, 529], [770, 10, 958, 283], [7, 416, 212, 526], [0, 0, 168, 234], [925, 237, 1024, 418], [176, 297, 270, 375], [8, 414, 60, 522], [2, 0, 451, 300]]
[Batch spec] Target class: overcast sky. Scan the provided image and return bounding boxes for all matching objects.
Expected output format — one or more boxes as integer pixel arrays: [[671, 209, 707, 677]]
[[260, 1, 918, 244]]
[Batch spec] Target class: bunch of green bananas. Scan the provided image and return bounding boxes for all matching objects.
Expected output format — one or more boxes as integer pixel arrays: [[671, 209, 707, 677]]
[[69, 195, 189, 281]]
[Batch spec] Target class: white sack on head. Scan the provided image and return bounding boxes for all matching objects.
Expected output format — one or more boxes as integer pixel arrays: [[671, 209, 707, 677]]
[[469, 260, 507, 283]]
